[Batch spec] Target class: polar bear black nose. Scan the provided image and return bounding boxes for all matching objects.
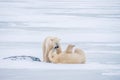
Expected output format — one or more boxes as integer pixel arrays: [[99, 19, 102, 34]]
[[55, 45, 59, 49], [54, 43, 59, 49]]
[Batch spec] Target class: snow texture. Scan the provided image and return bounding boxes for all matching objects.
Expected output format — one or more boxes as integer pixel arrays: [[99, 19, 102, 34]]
[[0, 0, 120, 80]]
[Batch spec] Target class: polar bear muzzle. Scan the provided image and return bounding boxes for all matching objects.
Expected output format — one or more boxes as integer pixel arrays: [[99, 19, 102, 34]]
[[54, 43, 59, 49]]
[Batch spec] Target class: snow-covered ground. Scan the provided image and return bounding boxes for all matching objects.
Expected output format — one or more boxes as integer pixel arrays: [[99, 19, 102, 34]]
[[0, 0, 120, 80]]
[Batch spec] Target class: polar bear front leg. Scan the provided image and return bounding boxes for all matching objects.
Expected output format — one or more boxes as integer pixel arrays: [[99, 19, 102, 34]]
[[44, 52, 51, 62], [65, 44, 75, 54]]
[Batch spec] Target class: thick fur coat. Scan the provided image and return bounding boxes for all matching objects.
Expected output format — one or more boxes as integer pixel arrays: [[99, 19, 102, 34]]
[[42, 36, 61, 62], [48, 44, 86, 64]]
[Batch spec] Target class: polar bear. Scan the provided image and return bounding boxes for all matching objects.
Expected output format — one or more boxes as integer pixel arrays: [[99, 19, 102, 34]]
[[48, 44, 86, 64], [74, 48, 86, 64], [42, 36, 62, 62], [64, 44, 75, 54]]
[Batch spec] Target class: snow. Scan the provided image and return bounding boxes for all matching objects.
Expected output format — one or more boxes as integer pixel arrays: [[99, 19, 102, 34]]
[[0, 60, 120, 70], [102, 72, 120, 76], [0, 0, 120, 80]]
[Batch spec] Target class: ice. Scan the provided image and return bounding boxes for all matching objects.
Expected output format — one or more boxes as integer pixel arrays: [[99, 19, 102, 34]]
[[0, 60, 120, 70], [102, 72, 120, 76], [0, 0, 120, 80], [2, 56, 41, 62]]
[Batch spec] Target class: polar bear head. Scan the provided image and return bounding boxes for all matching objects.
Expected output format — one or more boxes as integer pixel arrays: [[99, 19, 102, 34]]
[[42, 36, 61, 62]]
